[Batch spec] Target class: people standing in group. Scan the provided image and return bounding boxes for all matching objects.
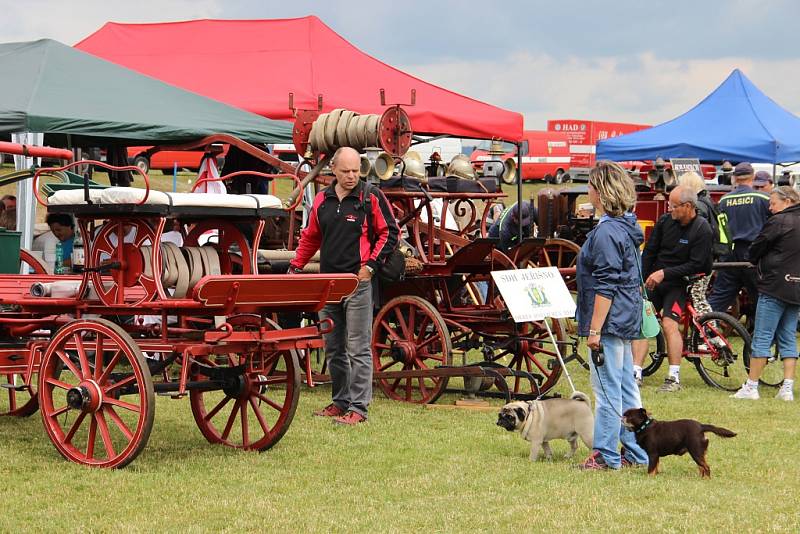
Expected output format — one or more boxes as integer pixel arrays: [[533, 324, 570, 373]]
[[707, 162, 771, 317], [632, 185, 713, 391], [753, 170, 774, 193], [289, 147, 399, 425], [487, 201, 536, 253], [732, 186, 800, 401], [576, 160, 649, 470]]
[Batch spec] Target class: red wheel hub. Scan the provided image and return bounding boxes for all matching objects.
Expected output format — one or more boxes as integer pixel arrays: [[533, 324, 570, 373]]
[[66, 380, 103, 413], [390, 341, 416, 364]]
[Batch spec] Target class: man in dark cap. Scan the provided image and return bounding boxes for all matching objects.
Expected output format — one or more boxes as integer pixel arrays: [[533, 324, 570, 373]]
[[708, 162, 771, 315], [753, 170, 773, 192], [487, 200, 536, 252]]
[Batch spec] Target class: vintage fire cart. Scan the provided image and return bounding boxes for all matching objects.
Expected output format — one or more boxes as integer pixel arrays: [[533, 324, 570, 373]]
[[0, 144, 358, 468]]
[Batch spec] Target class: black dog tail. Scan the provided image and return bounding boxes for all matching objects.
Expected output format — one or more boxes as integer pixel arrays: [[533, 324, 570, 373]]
[[701, 424, 736, 438]]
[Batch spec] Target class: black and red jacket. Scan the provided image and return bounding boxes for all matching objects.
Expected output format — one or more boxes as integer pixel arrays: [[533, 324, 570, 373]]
[[290, 180, 399, 274]]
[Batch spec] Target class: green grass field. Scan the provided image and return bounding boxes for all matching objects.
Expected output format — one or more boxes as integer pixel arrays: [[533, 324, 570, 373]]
[[2, 166, 789, 531], [1, 356, 797, 532]]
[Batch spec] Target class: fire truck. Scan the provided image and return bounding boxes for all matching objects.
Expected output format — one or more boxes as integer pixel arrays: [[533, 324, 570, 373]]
[[546, 119, 651, 181], [470, 130, 572, 183]]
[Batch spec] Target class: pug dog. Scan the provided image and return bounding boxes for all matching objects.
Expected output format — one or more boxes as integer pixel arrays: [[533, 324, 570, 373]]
[[497, 391, 594, 461]]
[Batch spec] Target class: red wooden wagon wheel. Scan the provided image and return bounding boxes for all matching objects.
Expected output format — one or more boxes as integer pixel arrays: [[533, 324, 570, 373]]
[[38, 318, 155, 468], [184, 221, 253, 274], [19, 249, 49, 275], [189, 315, 300, 451], [89, 220, 159, 306], [372, 296, 453, 404], [536, 238, 580, 336], [537, 238, 580, 289], [0, 362, 39, 417], [496, 319, 565, 396]]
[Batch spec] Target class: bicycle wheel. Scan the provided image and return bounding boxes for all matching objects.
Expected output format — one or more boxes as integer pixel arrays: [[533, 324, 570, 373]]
[[756, 347, 785, 388], [691, 311, 751, 391], [641, 331, 666, 377]]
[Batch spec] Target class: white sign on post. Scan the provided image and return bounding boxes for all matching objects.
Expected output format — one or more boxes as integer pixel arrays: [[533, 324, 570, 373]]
[[491, 267, 576, 322]]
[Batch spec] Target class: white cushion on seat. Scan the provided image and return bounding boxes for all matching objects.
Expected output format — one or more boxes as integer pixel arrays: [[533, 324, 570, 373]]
[[166, 192, 257, 209], [100, 187, 171, 205], [246, 194, 283, 209], [48, 189, 104, 205]]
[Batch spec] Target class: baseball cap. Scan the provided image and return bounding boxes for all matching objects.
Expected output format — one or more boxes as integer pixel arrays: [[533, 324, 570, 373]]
[[513, 201, 532, 226], [754, 170, 773, 185], [733, 162, 754, 176]]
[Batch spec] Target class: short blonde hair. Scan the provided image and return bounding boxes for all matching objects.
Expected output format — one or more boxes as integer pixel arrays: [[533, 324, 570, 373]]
[[677, 171, 706, 194], [588, 161, 636, 217]]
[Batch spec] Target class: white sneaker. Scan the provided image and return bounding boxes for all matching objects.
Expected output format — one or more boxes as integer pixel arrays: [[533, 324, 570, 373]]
[[775, 387, 794, 402], [731, 384, 760, 400]]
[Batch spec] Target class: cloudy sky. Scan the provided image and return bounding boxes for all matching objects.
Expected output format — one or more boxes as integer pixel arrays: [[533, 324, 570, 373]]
[[3, 0, 797, 129]]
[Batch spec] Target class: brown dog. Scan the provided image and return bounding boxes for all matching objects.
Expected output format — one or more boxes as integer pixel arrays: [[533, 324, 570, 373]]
[[621, 408, 736, 477]]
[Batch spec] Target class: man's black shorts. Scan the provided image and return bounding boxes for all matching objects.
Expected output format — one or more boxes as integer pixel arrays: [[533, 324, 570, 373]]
[[650, 283, 686, 322]]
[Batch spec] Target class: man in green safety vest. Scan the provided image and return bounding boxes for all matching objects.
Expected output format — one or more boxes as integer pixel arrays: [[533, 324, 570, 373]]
[[708, 162, 770, 316]]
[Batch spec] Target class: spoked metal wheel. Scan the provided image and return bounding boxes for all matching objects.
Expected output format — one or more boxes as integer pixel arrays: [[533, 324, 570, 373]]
[[641, 332, 667, 377], [38, 318, 155, 468], [372, 296, 452, 404], [189, 315, 301, 451], [691, 312, 751, 391]]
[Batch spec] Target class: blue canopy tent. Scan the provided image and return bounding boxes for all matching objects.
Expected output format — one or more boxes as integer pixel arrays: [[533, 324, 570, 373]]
[[597, 69, 800, 163]]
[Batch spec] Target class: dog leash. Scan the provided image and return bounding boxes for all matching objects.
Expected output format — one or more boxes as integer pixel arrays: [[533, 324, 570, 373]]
[[590, 344, 625, 419]]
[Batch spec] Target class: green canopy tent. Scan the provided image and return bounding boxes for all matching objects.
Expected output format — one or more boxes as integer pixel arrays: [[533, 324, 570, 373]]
[[0, 39, 293, 250], [0, 39, 293, 145]]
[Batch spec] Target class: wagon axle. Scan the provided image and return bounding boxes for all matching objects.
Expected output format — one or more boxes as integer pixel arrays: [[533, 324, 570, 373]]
[[390, 341, 416, 365], [65, 381, 102, 413]]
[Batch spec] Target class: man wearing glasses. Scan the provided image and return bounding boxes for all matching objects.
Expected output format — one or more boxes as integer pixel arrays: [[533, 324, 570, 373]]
[[632, 185, 714, 391]]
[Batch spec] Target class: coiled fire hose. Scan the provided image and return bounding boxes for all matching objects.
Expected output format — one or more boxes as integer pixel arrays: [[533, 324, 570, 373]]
[[287, 109, 384, 208], [141, 243, 221, 298]]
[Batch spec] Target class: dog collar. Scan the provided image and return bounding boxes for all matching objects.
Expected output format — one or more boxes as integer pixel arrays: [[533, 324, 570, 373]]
[[633, 417, 653, 434]]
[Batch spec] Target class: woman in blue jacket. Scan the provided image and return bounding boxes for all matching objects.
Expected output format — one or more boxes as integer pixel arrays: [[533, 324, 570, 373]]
[[577, 161, 649, 470]]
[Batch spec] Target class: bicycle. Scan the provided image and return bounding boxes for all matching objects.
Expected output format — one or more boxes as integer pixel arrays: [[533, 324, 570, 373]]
[[640, 275, 753, 391]]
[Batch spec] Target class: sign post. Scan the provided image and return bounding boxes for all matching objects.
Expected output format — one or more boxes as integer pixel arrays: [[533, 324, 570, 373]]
[[491, 267, 578, 393]]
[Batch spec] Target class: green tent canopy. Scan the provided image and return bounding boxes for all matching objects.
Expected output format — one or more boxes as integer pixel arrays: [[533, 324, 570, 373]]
[[0, 39, 293, 146]]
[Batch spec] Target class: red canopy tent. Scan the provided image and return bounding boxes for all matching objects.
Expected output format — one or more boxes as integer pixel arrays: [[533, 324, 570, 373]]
[[76, 17, 523, 141]]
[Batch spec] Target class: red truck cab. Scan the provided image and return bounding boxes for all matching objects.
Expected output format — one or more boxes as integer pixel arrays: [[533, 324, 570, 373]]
[[470, 130, 572, 184]]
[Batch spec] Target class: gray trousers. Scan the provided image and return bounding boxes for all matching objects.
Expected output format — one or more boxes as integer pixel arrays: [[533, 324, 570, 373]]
[[318, 280, 373, 417]]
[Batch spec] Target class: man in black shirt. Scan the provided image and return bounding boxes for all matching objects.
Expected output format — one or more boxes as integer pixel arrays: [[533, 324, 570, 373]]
[[633, 185, 713, 392]]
